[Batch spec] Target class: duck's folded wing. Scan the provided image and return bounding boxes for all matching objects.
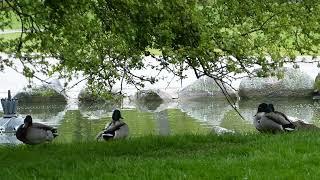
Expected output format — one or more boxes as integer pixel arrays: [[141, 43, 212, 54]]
[[265, 112, 290, 125], [104, 122, 126, 134], [32, 123, 56, 131], [275, 111, 293, 123]]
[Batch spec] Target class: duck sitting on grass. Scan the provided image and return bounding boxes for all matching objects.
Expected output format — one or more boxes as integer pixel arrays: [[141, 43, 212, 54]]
[[254, 103, 296, 133], [15, 115, 58, 145], [96, 109, 129, 141]]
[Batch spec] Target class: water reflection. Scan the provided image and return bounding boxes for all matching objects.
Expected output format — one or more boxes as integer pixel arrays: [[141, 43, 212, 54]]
[[135, 100, 163, 111], [312, 101, 320, 124], [0, 133, 21, 145], [0, 97, 319, 144], [57, 110, 105, 143], [177, 97, 255, 133], [78, 101, 122, 120], [238, 97, 316, 123], [133, 99, 177, 113], [17, 102, 67, 127], [178, 98, 232, 126], [154, 110, 170, 136]]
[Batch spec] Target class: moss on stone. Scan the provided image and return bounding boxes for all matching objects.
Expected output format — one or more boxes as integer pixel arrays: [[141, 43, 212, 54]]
[[14, 86, 67, 104], [78, 88, 123, 108]]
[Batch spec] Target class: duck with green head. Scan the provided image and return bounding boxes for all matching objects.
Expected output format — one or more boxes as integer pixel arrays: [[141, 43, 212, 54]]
[[254, 103, 296, 133], [15, 115, 58, 145], [96, 109, 129, 141]]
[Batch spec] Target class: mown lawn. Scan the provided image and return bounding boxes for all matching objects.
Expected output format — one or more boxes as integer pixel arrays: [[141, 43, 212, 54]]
[[1, 132, 320, 179]]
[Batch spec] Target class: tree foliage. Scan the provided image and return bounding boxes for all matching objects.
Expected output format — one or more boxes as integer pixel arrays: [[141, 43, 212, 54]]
[[1, 0, 320, 96]]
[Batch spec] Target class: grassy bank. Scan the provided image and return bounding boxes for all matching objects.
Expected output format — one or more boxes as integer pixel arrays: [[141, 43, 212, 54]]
[[1, 132, 320, 179]]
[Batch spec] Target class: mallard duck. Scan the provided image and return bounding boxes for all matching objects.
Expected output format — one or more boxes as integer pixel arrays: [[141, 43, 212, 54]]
[[15, 115, 58, 145], [96, 109, 129, 141], [254, 103, 295, 133], [268, 103, 293, 123]]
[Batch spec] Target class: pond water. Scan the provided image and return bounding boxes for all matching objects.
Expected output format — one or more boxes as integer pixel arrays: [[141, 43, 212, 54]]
[[0, 54, 319, 144], [1, 96, 319, 144]]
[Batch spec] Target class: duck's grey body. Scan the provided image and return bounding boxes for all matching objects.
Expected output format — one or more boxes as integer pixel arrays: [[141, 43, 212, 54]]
[[254, 112, 292, 133], [254, 103, 295, 133], [16, 115, 58, 145], [96, 109, 129, 141], [96, 120, 129, 141], [24, 127, 55, 144], [110, 120, 129, 139]]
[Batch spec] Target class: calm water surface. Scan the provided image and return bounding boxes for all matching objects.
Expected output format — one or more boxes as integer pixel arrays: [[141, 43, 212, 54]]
[[0, 56, 319, 144], [1, 97, 319, 144]]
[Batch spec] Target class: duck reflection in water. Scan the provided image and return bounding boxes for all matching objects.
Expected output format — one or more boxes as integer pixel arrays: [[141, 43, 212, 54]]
[[96, 109, 129, 141]]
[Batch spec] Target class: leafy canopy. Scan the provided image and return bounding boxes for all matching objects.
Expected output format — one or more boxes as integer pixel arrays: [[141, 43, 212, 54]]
[[1, 0, 320, 95]]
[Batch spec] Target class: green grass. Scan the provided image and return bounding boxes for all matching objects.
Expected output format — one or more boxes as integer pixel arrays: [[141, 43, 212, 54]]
[[1, 132, 320, 179]]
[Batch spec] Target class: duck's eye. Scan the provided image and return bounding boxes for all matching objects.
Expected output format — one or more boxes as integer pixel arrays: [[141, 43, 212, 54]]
[[258, 120, 261, 123]]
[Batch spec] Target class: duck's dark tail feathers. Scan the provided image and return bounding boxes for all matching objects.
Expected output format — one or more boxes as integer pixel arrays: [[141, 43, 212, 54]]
[[51, 128, 58, 138], [283, 123, 296, 132], [53, 133, 59, 138]]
